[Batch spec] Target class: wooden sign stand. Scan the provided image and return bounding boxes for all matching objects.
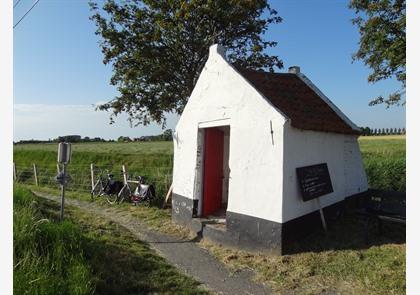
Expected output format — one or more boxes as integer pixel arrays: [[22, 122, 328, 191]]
[[316, 198, 328, 233], [162, 183, 173, 209]]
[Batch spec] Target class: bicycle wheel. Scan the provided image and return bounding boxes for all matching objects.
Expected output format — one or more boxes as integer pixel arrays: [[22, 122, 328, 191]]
[[106, 193, 119, 205], [118, 185, 131, 204], [91, 181, 102, 201]]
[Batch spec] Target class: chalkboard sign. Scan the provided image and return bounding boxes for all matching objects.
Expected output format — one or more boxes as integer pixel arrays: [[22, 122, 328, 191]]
[[296, 163, 333, 201]]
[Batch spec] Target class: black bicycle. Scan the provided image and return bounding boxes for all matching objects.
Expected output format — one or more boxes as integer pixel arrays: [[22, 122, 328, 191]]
[[91, 169, 124, 203]]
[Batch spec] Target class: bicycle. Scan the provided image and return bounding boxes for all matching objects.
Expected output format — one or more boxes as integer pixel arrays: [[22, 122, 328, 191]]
[[91, 169, 108, 200], [91, 169, 124, 203], [116, 175, 156, 205]]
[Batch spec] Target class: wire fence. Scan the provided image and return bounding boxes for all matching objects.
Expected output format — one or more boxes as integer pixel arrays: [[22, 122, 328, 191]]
[[14, 162, 173, 201]]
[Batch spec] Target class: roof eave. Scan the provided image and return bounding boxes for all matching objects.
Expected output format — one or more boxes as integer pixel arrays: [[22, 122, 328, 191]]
[[296, 73, 362, 134]]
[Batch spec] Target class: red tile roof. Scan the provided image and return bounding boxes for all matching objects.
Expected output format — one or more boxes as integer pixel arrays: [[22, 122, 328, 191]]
[[234, 66, 360, 135]]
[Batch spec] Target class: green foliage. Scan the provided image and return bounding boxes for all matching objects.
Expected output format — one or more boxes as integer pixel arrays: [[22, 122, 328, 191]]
[[161, 128, 173, 141], [13, 186, 94, 295], [350, 0, 406, 106], [89, 0, 282, 126], [14, 185, 208, 294], [56, 135, 83, 143], [117, 136, 132, 142], [359, 136, 405, 191]]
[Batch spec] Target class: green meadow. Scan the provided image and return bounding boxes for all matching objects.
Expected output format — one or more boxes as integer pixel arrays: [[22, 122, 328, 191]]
[[13, 185, 208, 295], [359, 135, 405, 191], [14, 135, 406, 294], [14, 135, 406, 195]]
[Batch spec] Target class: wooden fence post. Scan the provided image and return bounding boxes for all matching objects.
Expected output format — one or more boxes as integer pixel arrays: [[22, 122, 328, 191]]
[[13, 162, 17, 181], [90, 163, 95, 191], [122, 165, 128, 185], [33, 163, 39, 186]]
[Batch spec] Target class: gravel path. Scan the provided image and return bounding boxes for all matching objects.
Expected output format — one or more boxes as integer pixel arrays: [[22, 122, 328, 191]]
[[34, 191, 271, 295]]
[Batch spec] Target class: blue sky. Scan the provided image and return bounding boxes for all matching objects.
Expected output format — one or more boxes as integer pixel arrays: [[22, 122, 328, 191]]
[[13, 0, 405, 141]]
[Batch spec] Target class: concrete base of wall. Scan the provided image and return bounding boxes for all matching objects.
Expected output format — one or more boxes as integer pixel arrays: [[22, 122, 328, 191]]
[[171, 191, 369, 255]]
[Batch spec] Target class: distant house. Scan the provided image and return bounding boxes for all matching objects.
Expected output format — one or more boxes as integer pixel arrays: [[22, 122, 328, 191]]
[[171, 44, 368, 254]]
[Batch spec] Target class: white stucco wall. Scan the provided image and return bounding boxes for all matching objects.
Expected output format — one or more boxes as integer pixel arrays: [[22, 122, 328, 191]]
[[281, 123, 368, 222], [173, 44, 368, 225], [172, 45, 287, 223]]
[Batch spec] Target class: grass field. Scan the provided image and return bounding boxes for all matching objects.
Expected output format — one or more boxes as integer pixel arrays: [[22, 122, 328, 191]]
[[13, 185, 208, 294], [14, 141, 173, 155], [14, 135, 406, 194], [13, 141, 174, 199], [27, 184, 406, 295], [15, 135, 405, 294], [14, 185, 95, 294], [359, 135, 405, 191]]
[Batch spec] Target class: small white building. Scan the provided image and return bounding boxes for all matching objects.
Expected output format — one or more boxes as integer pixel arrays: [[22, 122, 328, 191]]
[[172, 44, 368, 254]]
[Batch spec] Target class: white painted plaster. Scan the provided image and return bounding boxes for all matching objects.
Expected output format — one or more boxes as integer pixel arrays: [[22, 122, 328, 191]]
[[173, 44, 286, 223], [198, 118, 231, 128], [222, 128, 230, 205], [282, 123, 368, 222], [173, 44, 368, 224]]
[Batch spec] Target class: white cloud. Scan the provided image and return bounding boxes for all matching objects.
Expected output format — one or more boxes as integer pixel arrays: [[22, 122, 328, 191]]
[[13, 104, 179, 141]]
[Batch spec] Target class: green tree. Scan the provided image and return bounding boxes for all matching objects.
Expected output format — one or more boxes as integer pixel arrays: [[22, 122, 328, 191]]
[[162, 129, 173, 141], [350, 0, 405, 107], [89, 0, 283, 126], [118, 136, 131, 142]]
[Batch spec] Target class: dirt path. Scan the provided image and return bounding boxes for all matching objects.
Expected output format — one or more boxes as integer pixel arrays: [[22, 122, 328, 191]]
[[33, 191, 271, 295]]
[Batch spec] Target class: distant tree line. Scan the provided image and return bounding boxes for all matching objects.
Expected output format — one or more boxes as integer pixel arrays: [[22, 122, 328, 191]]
[[117, 129, 173, 142], [14, 129, 174, 144], [359, 127, 406, 136], [15, 135, 110, 144], [56, 135, 109, 143]]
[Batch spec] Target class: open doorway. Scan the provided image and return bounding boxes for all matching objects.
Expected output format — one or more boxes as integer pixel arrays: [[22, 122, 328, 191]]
[[202, 126, 230, 218]]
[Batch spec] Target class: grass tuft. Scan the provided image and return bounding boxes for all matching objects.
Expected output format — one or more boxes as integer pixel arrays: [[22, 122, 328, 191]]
[[13, 185, 94, 295]]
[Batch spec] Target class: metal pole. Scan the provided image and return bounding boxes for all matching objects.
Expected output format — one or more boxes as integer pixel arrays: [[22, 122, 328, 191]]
[[33, 163, 39, 186], [60, 164, 66, 221]]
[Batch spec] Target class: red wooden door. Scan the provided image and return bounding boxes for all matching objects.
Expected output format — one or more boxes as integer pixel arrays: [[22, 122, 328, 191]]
[[202, 128, 224, 216]]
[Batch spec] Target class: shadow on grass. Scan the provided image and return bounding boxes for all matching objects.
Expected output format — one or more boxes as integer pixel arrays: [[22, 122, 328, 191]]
[[39, 198, 208, 295], [284, 211, 405, 255], [83, 237, 205, 295]]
